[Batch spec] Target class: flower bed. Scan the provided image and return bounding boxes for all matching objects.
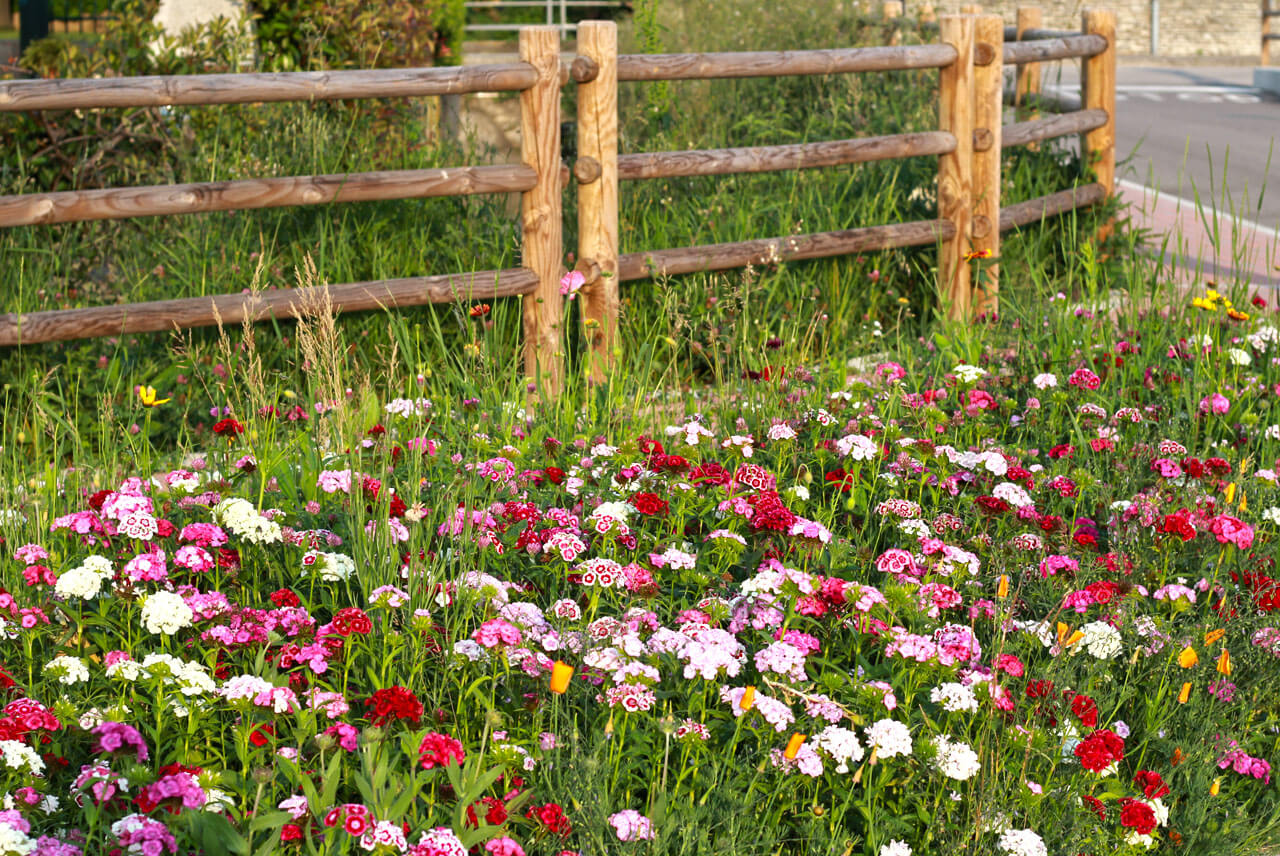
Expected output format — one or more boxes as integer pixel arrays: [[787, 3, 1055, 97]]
[[2, 288, 1280, 855]]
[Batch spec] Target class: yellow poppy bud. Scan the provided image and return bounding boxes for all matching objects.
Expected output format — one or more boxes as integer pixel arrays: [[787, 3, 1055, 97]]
[[1216, 649, 1232, 676], [1239, 491, 1247, 513], [997, 575, 1009, 599], [1210, 778, 1221, 796], [1204, 629, 1225, 646], [1178, 682, 1192, 704], [784, 733, 807, 760], [549, 661, 574, 694], [1178, 647, 1199, 668], [1065, 630, 1085, 647], [740, 685, 756, 711], [1225, 483, 1236, 504], [1056, 622, 1070, 645], [1171, 747, 1185, 766]]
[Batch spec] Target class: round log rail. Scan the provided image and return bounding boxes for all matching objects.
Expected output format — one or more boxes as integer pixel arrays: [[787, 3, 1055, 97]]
[[617, 219, 955, 281], [0, 63, 543, 112], [1001, 109, 1108, 149], [0, 165, 539, 227], [0, 268, 539, 346], [1002, 26, 1083, 41], [616, 44, 958, 82], [616, 131, 957, 180], [999, 182, 1107, 231], [1003, 34, 1107, 65]]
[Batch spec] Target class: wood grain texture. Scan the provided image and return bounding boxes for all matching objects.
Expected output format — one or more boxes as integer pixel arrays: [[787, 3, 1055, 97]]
[[519, 27, 565, 397], [1001, 109, 1107, 149], [999, 183, 1106, 230], [576, 21, 620, 385], [1014, 6, 1043, 109], [617, 220, 955, 282], [0, 269, 538, 346], [1082, 8, 1116, 239], [1004, 34, 1105, 65], [616, 44, 958, 81], [0, 65, 539, 112], [937, 15, 974, 322], [0, 166, 538, 228], [617, 132, 956, 180], [971, 15, 1002, 318]]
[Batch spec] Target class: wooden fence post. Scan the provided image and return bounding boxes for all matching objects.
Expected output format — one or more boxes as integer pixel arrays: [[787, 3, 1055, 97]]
[[519, 26, 564, 397], [1264, 0, 1273, 66], [938, 15, 974, 321], [883, 1, 901, 46], [1015, 6, 1042, 109], [1082, 8, 1116, 240], [576, 20, 619, 386], [972, 13, 1002, 318]]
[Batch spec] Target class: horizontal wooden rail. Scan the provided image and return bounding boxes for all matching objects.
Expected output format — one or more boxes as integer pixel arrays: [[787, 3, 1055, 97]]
[[0, 268, 539, 346], [616, 132, 956, 181], [0, 166, 539, 227], [1002, 25, 1083, 41], [617, 219, 954, 281], [1001, 108, 1107, 149], [0, 63, 555, 112], [1003, 34, 1107, 65], [999, 182, 1107, 231], [616, 44, 958, 82]]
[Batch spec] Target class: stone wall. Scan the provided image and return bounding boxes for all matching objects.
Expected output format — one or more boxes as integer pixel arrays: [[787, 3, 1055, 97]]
[[921, 0, 1262, 57]]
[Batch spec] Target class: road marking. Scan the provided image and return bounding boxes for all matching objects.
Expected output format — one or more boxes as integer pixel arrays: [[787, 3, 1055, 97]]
[[1046, 84, 1266, 103], [1117, 178, 1280, 238]]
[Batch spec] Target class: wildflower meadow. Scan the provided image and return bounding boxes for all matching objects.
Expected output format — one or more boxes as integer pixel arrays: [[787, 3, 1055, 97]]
[[2, 273, 1280, 856]]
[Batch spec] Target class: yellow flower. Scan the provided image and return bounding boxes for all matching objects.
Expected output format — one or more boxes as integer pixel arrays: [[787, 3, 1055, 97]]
[[1178, 682, 1192, 704], [964, 248, 993, 261], [1191, 297, 1217, 311], [1216, 649, 1232, 676], [549, 661, 574, 694], [1178, 647, 1199, 668], [137, 385, 170, 407], [784, 733, 807, 760], [1204, 629, 1225, 646], [739, 685, 757, 712], [1210, 778, 1221, 796], [1227, 309, 1250, 321], [1225, 483, 1237, 504], [996, 575, 1010, 599]]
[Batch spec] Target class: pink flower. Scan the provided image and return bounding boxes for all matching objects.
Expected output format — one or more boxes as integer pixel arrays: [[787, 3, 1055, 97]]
[[1209, 515, 1254, 550], [1199, 393, 1230, 415], [485, 838, 526, 856], [559, 270, 586, 299], [1068, 368, 1101, 390], [608, 810, 655, 842]]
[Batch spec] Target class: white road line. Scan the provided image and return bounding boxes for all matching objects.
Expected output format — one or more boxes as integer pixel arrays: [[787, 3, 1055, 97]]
[[1116, 178, 1280, 239], [1047, 84, 1261, 94]]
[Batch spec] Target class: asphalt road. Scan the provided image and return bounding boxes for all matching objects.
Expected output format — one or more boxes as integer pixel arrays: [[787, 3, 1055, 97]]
[[1043, 63, 1280, 228]]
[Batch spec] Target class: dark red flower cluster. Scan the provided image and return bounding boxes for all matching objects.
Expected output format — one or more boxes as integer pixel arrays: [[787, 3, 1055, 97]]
[[631, 492, 669, 516], [364, 686, 423, 726], [544, 467, 565, 485], [1158, 509, 1196, 542], [212, 418, 245, 437], [1132, 770, 1170, 800], [689, 462, 730, 486], [332, 608, 372, 636], [1081, 794, 1106, 821], [270, 589, 301, 608], [747, 490, 796, 532], [417, 732, 465, 770], [466, 796, 508, 828], [525, 802, 572, 837], [974, 495, 1009, 516], [1070, 693, 1099, 728], [825, 469, 852, 493], [1118, 798, 1157, 835], [1074, 729, 1125, 772]]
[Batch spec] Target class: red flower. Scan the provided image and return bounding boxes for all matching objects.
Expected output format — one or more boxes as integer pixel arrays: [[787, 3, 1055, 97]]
[[1118, 798, 1157, 835], [526, 802, 572, 837], [1081, 794, 1106, 820], [544, 467, 565, 485], [631, 492, 669, 516], [249, 724, 275, 747], [1049, 444, 1075, 459], [1070, 693, 1099, 728], [689, 462, 731, 486], [466, 796, 508, 828], [1157, 510, 1196, 542], [824, 469, 852, 493], [280, 824, 304, 843], [1074, 728, 1125, 772], [1133, 770, 1170, 800], [417, 732, 465, 770], [1025, 680, 1056, 699], [332, 608, 373, 636], [975, 495, 1009, 516], [213, 418, 245, 437], [88, 489, 112, 511], [364, 686, 423, 726], [270, 589, 301, 608], [747, 490, 796, 532]]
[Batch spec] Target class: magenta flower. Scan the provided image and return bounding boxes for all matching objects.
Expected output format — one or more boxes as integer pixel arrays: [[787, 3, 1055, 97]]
[[608, 809, 655, 842]]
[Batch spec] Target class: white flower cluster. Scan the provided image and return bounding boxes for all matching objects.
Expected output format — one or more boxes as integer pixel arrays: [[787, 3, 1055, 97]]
[[140, 591, 195, 635], [116, 654, 215, 697], [992, 482, 1034, 508], [866, 719, 913, 759], [931, 735, 981, 781], [930, 682, 979, 713], [302, 551, 355, 582], [879, 841, 912, 856], [54, 555, 114, 600], [836, 433, 879, 461], [0, 739, 45, 775], [44, 654, 90, 685], [384, 397, 432, 418], [213, 497, 282, 545], [810, 726, 865, 773], [952, 363, 986, 383], [1079, 621, 1123, 659], [0, 818, 34, 856], [996, 828, 1048, 856]]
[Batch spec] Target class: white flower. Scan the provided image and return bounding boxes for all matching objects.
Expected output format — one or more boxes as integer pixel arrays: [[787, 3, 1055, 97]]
[[1267, 425, 1280, 441], [811, 726, 865, 773], [996, 828, 1047, 856], [767, 423, 797, 441], [952, 364, 986, 383], [836, 433, 878, 461], [931, 735, 981, 781], [55, 555, 114, 600], [1264, 507, 1280, 526], [992, 482, 1033, 508], [1227, 347, 1252, 366], [930, 682, 979, 713], [384, 397, 431, 418], [880, 841, 912, 856], [1078, 621, 1123, 659], [44, 655, 89, 685], [865, 719, 913, 759], [213, 497, 282, 545], [301, 551, 355, 582], [590, 443, 619, 458], [0, 819, 34, 855], [140, 591, 195, 635], [0, 739, 45, 775], [1032, 373, 1058, 390]]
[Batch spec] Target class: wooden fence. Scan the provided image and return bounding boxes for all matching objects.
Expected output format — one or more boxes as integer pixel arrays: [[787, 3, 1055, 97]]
[[0, 6, 1117, 397]]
